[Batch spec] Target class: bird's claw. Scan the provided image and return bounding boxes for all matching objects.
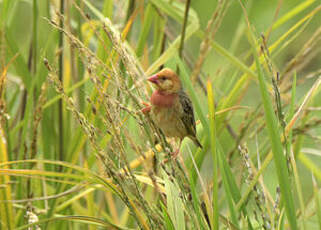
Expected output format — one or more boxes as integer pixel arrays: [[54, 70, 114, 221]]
[[141, 101, 151, 114], [142, 101, 150, 106], [141, 106, 151, 114], [171, 149, 180, 159], [161, 149, 180, 164]]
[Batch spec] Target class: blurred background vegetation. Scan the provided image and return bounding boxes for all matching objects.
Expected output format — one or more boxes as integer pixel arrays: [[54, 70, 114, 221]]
[[0, 0, 321, 229]]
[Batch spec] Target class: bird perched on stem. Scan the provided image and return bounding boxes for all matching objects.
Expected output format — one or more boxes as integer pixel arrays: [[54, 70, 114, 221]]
[[142, 68, 202, 157]]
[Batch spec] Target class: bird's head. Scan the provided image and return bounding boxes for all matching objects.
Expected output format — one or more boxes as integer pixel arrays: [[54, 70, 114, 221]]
[[148, 68, 181, 94]]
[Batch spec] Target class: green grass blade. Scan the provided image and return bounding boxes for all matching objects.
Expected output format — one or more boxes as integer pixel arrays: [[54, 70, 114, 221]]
[[96, 0, 113, 61], [188, 172, 209, 230], [298, 153, 321, 182], [272, 0, 316, 30], [196, 30, 256, 79], [164, 172, 185, 230], [160, 202, 175, 230], [152, 15, 165, 62], [136, 3, 154, 58], [312, 175, 321, 230], [287, 73, 306, 229], [207, 80, 219, 230], [217, 147, 239, 228], [5, 28, 32, 89], [146, 0, 199, 74], [187, 135, 209, 184], [217, 143, 254, 230], [147, 23, 199, 75], [249, 30, 298, 230]]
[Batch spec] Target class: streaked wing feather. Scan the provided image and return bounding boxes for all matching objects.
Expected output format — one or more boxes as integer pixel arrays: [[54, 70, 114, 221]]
[[178, 90, 197, 137]]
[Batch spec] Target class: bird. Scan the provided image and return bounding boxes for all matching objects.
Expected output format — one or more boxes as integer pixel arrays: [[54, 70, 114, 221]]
[[142, 68, 202, 157]]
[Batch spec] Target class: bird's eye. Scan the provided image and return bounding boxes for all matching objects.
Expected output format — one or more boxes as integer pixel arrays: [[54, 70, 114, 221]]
[[160, 76, 166, 80]]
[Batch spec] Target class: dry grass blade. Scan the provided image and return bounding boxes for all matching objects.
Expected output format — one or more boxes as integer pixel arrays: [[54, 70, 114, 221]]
[[281, 26, 321, 83], [191, 0, 229, 83], [286, 76, 321, 135]]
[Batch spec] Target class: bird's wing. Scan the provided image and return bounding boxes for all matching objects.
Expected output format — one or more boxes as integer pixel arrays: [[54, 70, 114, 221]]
[[178, 90, 197, 137]]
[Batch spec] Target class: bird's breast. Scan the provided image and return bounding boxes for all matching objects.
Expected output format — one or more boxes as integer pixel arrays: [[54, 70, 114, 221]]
[[150, 91, 177, 108]]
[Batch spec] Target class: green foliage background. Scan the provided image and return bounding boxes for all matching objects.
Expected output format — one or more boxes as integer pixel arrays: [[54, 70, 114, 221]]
[[0, 0, 321, 229]]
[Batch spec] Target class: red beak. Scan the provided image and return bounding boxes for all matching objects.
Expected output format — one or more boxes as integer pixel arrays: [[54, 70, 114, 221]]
[[148, 74, 159, 84]]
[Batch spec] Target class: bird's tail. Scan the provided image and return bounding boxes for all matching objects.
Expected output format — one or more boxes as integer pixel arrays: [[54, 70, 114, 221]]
[[190, 136, 203, 149]]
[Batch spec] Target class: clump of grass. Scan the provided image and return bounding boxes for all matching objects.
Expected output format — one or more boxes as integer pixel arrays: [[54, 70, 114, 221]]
[[1, 0, 321, 229]]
